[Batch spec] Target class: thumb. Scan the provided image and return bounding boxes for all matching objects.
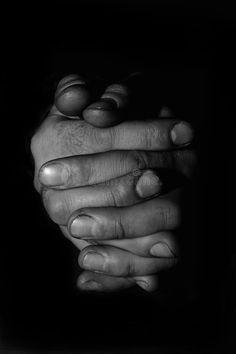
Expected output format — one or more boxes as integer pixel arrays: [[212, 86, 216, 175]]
[[54, 74, 92, 117]]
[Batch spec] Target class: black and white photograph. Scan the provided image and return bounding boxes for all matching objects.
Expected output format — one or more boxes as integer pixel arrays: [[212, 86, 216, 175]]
[[1, 1, 234, 353]]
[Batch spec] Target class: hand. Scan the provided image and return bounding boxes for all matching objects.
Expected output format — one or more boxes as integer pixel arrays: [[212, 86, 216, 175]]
[[31, 74, 196, 291]]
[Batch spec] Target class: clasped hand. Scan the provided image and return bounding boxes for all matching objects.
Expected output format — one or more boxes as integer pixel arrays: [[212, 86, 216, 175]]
[[31, 74, 196, 292]]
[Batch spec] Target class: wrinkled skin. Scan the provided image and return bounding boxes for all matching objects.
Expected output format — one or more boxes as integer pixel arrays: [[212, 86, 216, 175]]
[[31, 74, 196, 292]]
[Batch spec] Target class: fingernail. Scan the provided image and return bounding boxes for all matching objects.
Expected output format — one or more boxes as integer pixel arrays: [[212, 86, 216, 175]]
[[56, 76, 86, 97], [150, 242, 175, 258], [39, 163, 69, 187], [82, 251, 105, 272], [136, 171, 162, 198], [136, 280, 150, 291], [87, 98, 117, 111], [80, 280, 103, 291], [70, 215, 96, 238], [170, 122, 194, 145]]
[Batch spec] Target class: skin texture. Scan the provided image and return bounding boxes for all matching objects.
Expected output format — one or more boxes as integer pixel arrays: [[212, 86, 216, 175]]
[[31, 74, 196, 292]]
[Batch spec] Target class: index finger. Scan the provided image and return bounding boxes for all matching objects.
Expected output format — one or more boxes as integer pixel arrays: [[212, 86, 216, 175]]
[[44, 116, 194, 156], [39, 149, 196, 189]]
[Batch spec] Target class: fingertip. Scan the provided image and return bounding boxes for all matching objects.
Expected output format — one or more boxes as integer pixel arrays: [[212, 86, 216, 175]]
[[38, 162, 69, 188], [55, 85, 91, 116], [83, 103, 122, 127], [136, 170, 162, 198], [135, 275, 159, 292], [76, 272, 103, 291], [170, 121, 194, 146], [82, 82, 130, 127], [77, 272, 135, 292], [77, 278, 103, 291], [149, 242, 176, 258]]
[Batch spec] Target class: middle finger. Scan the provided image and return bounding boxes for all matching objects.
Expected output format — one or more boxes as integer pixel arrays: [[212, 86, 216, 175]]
[[39, 149, 196, 189], [68, 189, 181, 240]]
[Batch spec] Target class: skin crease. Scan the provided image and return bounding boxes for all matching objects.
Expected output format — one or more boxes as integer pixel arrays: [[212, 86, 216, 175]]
[[31, 74, 196, 292]]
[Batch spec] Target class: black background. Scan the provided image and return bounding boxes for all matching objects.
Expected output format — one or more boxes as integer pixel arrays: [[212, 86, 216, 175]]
[[1, 1, 234, 353]]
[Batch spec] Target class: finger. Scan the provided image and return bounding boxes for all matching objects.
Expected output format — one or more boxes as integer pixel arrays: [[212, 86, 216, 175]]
[[53, 73, 170, 127], [68, 190, 180, 240], [96, 232, 178, 258], [33, 116, 194, 183], [82, 73, 148, 128], [54, 74, 92, 116], [77, 270, 134, 291], [133, 275, 159, 292], [60, 226, 178, 260], [39, 148, 196, 189], [43, 169, 162, 225], [77, 271, 158, 292], [41, 116, 194, 157], [83, 82, 130, 127], [60, 225, 90, 251], [60, 224, 171, 290], [78, 244, 178, 277]]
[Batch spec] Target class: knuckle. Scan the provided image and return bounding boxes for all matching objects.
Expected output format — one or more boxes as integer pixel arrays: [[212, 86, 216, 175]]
[[124, 258, 136, 276], [142, 123, 161, 149], [55, 119, 111, 155], [54, 119, 88, 155], [130, 150, 147, 170], [107, 126, 117, 150], [114, 185, 128, 206], [111, 253, 135, 276], [113, 215, 126, 239], [108, 189, 119, 207], [162, 206, 171, 229], [105, 125, 119, 150], [109, 179, 132, 207], [91, 126, 114, 151]]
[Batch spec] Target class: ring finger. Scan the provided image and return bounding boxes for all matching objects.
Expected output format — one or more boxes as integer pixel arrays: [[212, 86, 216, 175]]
[[78, 243, 178, 277], [68, 189, 181, 240]]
